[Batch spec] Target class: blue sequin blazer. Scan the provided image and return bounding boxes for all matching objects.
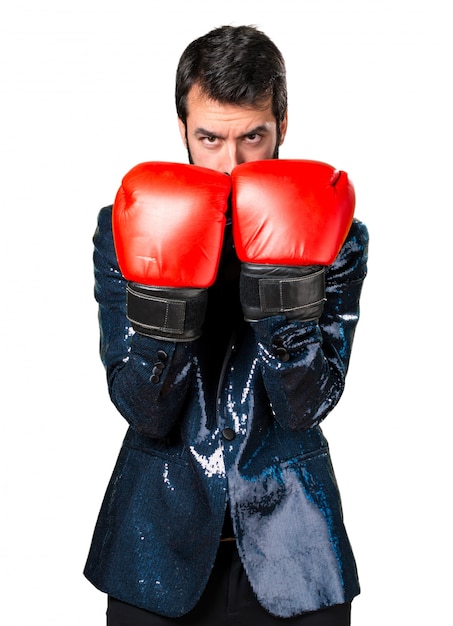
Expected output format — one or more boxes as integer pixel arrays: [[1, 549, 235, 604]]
[[84, 205, 369, 618]]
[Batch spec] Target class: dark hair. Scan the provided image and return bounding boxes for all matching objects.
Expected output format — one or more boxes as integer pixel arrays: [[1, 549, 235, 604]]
[[175, 25, 287, 125]]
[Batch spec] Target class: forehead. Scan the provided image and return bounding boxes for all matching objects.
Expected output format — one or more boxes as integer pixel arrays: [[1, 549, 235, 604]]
[[185, 84, 275, 129]]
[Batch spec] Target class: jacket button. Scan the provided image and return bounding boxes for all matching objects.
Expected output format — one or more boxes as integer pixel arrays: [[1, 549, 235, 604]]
[[275, 347, 290, 362], [151, 361, 165, 383], [157, 350, 168, 361], [222, 428, 236, 441]]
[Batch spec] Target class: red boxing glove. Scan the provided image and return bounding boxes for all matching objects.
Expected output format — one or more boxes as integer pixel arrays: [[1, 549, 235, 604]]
[[113, 162, 231, 339], [231, 159, 355, 321], [113, 162, 231, 287]]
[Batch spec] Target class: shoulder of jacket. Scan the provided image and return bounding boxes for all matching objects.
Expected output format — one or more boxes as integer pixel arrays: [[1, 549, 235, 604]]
[[347, 218, 369, 247], [97, 204, 113, 226], [326, 218, 369, 281]]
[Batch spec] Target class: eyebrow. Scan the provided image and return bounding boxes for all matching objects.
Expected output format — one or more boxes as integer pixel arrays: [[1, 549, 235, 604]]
[[193, 125, 270, 140]]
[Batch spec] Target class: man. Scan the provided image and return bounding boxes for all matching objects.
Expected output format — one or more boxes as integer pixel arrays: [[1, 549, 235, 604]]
[[84, 25, 369, 626]]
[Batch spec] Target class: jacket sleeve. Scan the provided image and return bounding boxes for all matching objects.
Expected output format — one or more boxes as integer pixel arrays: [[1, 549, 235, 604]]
[[248, 219, 369, 431], [93, 205, 195, 439]]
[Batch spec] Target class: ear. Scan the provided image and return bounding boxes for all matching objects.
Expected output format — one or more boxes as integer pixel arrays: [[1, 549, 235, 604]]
[[177, 118, 187, 147], [279, 111, 288, 145]]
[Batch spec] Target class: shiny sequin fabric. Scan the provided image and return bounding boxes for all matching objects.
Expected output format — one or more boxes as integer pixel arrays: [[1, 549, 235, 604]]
[[84, 206, 369, 618]]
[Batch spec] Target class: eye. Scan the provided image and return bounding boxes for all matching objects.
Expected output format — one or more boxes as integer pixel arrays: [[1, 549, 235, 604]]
[[201, 135, 219, 146], [244, 133, 262, 144]]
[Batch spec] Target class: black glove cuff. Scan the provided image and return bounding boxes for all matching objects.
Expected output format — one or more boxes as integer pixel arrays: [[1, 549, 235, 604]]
[[240, 264, 326, 322], [126, 283, 207, 341]]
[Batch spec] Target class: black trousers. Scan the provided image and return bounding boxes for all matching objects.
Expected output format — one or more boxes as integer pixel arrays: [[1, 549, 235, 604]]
[[107, 541, 351, 626]]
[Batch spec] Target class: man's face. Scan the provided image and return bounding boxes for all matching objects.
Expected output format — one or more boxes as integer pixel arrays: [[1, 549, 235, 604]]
[[178, 84, 288, 174]]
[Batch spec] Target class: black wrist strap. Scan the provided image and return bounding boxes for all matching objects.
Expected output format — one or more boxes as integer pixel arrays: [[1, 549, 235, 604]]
[[240, 265, 326, 321], [126, 283, 207, 341]]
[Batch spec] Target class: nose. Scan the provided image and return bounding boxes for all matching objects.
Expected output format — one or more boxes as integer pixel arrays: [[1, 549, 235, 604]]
[[221, 143, 243, 175]]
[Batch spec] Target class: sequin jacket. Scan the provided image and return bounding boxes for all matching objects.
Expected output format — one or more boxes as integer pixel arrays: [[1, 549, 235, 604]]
[[84, 205, 369, 618]]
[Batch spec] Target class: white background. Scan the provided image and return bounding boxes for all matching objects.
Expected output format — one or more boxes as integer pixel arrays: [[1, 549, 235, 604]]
[[1, 1, 451, 623]]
